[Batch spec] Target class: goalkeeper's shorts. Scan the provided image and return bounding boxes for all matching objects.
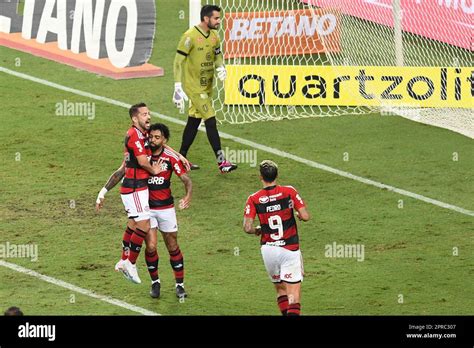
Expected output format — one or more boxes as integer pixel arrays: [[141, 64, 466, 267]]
[[188, 92, 215, 120]]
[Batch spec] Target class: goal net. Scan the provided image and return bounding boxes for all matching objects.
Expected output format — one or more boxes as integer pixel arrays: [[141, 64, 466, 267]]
[[211, 0, 473, 138]]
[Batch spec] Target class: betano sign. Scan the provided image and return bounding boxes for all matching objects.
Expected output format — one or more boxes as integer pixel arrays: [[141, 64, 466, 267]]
[[0, 0, 163, 79], [224, 9, 340, 58], [225, 65, 473, 108]]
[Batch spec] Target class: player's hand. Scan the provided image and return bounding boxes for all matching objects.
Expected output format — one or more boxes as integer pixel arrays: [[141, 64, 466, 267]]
[[173, 82, 188, 113], [216, 66, 226, 82], [95, 187, 107, 212], [95, 198, 104, 212], [296, 212, 302, 221], [255, 225, 262, 236], [152, 158, 166, 175], [178, 153, 191, 172], [178, 196, 191, 210]]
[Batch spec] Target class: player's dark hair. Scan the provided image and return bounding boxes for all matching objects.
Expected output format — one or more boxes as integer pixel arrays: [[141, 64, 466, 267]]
[[260, 160, 278, 183], [149, 123, 170, 140], [201, 5, 221, 21], [129, 102, 147, 119], [4, 306, 23, 316]]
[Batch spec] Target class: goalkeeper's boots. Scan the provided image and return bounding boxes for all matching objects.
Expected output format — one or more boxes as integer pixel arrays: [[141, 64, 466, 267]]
[[150, 280, 161, 298], [122, 259, 142, 284], [176, 284, 187, 299], [218, 160, 238, 174]]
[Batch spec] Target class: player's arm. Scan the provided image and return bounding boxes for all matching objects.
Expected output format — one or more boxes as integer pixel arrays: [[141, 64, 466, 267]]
[[164, 144, 191, 171], [291, 188, 310, 221], [243, 217, 261, 235], [137, 155, 164, 176], [95, 161, 125, 212], [173, 53, 186, 83], [296, 207, 310, 222], [177, 173, 192, 210]]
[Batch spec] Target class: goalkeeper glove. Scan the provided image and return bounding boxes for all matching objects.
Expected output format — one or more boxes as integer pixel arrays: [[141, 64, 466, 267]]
[[216, 66, 227, 82], [173, 82, 189, 113]]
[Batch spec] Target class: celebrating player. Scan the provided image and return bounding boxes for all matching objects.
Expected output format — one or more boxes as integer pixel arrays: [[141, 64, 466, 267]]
[[96, 104, 188, 285], [243, 160, 310, 316], [96, 122, 192, 299], [173, 4, 237, 173], [113, 103, 162, 284], [145, 123, 192, 299]]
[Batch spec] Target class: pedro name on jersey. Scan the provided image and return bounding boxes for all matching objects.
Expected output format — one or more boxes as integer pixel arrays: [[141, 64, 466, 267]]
[[245, 185, 306, 251], [148, 148, 186, 210]]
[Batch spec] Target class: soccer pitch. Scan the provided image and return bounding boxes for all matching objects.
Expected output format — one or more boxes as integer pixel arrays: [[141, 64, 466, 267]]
[[0, 0, 473, 316]]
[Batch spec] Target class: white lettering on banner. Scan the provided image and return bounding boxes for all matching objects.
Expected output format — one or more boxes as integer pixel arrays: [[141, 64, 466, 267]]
[[229, 15, 337, 41], [36, 0, 68, 50], [70, 0, 106, 59], [436, 0, 474, 14], [105, 0, 138, 68]]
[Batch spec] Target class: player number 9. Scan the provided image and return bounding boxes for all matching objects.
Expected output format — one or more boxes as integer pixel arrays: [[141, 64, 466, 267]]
[[268, 215, 283, 240]]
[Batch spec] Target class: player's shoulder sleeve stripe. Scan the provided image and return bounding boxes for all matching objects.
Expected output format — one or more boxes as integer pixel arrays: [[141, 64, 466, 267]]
[[177, 50, 188, 56], [163, 148, 180, 161]]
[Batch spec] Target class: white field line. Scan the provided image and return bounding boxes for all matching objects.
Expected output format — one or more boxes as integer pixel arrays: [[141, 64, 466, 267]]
[[1, 67, 473, 217], [0, 260, 160, 316]]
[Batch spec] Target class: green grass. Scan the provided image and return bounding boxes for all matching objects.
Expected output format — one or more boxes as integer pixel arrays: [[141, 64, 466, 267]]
[[0, 0, 473, 316]]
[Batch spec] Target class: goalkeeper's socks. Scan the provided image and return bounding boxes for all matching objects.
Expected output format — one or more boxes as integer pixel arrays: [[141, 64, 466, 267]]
[[179, 117, 201, 156], [204, 117, 223, 161], [121, 227, 134, 260], [145, 249, 159, 281], [287, 303, 301, 316], [277, 295, 289, 316], [128, 228, 147, 264], [169, 247, 184, 284]]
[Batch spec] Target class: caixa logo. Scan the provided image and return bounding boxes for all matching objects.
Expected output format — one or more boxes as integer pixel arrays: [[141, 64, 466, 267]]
[[0, 0, 161, 77]]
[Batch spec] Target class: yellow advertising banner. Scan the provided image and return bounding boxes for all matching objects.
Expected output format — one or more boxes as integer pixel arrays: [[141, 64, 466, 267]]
[[224, 65, 473, 108]]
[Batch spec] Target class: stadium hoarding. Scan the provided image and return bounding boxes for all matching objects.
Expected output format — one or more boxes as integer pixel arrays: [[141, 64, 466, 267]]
[[224, 9, 341, 59], [300, 0, 473, 50], [224, 65, 473, 108], [0, 0, 163, 79]]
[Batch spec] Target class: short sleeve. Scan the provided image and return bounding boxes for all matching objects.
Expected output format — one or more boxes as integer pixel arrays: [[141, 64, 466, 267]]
[[127, 132, 146, 157], [170, 156, 187, 177], [177, 33, 193, 56], [290, 188, 306, 210], [244, 196, 256, 219]]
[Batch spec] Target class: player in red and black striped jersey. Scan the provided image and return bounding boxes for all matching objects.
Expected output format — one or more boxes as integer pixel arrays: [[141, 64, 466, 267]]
[[95, 103, 189, 285], [145, 123, 192, 299], [244, 160, 310, 316], [95, 121, 192, 299]]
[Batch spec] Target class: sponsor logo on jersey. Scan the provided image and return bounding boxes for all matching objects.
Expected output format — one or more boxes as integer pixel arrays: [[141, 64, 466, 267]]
[[259, 196, 269, 204]]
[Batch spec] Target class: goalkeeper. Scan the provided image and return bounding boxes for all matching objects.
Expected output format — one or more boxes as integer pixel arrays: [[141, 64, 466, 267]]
[[172, 4, 237, 174]]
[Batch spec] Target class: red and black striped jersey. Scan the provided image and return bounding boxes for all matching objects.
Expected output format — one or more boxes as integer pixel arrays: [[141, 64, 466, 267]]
[[244, 185, 306, 251], [120, 126, 151, 194], [148, 148, 187, 210]]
